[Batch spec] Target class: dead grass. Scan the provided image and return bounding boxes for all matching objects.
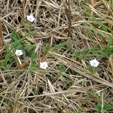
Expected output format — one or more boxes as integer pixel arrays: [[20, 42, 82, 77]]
[[0, 0, 113, 113]]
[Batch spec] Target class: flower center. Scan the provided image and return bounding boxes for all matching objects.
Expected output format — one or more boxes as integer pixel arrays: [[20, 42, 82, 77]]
[[93, 62, 96, 65], [43, 64, 46, 67]]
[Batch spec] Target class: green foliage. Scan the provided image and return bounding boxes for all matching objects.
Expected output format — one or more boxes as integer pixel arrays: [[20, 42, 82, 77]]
[[59, 63, 66, 73], [88, 66, 96, 74], [96, 105, 113, 112], [87, 29, 92, 39], [1, 31, 37, 69], [32, 87, 37, 95], [73, 111, 82, 113], [87, 90, 113, 112], [80, 0, 89, 4], [110, 0, 113, 10], [11, 32, 24, 50], [73, 43, 113, 59], [29, 50, 37, 69], [45, 44, 51, 50], [2, 108, 8, 113], [54, 40, 72, 49]]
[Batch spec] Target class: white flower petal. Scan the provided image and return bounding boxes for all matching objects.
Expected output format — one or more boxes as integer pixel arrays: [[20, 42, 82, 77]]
[[15, 50, 23, 56], [27, 15, 35, 22], [90, 59, 100, 67], [40, 61, 48, 69]]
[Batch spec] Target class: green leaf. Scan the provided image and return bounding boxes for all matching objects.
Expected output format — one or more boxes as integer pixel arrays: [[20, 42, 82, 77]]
[[78, 5, 113, 34], [96, 105, 113, 111], [54, 40, 72, 48], [2, 108, 8, 113], [111, 0, 113, 10], [59, 63, 66, 73], [73, 52, 81, 57], [104, 105, 113, 110], [12, 31, 37, 46], [16, 32, 22, 39], [11, 32, 18, 41], [45, 44, 51, 50], [105, 35, 113, 56], [20, 31, 37, 42], [79, 25, 106, 36], [30, 50, 36, 68], [107, 35, 112, 49], [2, 51, 12, 69]]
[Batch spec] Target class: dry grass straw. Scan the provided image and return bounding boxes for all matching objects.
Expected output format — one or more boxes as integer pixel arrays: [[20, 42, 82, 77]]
[[0, 0, 113, 113]]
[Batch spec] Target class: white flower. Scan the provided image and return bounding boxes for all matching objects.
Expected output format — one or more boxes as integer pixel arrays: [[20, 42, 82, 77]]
[[90, 58, 100, 67], [40, 61, 48, 69], [27, 15, 35, 22], [15, 50, 23, 56]]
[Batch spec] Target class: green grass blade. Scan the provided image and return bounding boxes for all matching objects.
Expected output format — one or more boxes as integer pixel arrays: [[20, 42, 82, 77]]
[[54, 40, 72, 48]]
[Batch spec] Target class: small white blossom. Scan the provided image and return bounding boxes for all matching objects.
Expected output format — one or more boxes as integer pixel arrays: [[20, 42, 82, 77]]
[[15, 50, 23, 56], [40, 61, 48, 69], [90, 58, 99, 67], [27, 15, 35, 22]]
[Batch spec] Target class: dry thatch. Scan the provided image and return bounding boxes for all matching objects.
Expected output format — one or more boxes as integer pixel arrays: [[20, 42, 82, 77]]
[[0, 0, 113, 113]]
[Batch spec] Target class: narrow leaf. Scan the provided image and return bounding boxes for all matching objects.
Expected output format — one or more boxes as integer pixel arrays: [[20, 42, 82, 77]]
[[54, 40, 72, 48]]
